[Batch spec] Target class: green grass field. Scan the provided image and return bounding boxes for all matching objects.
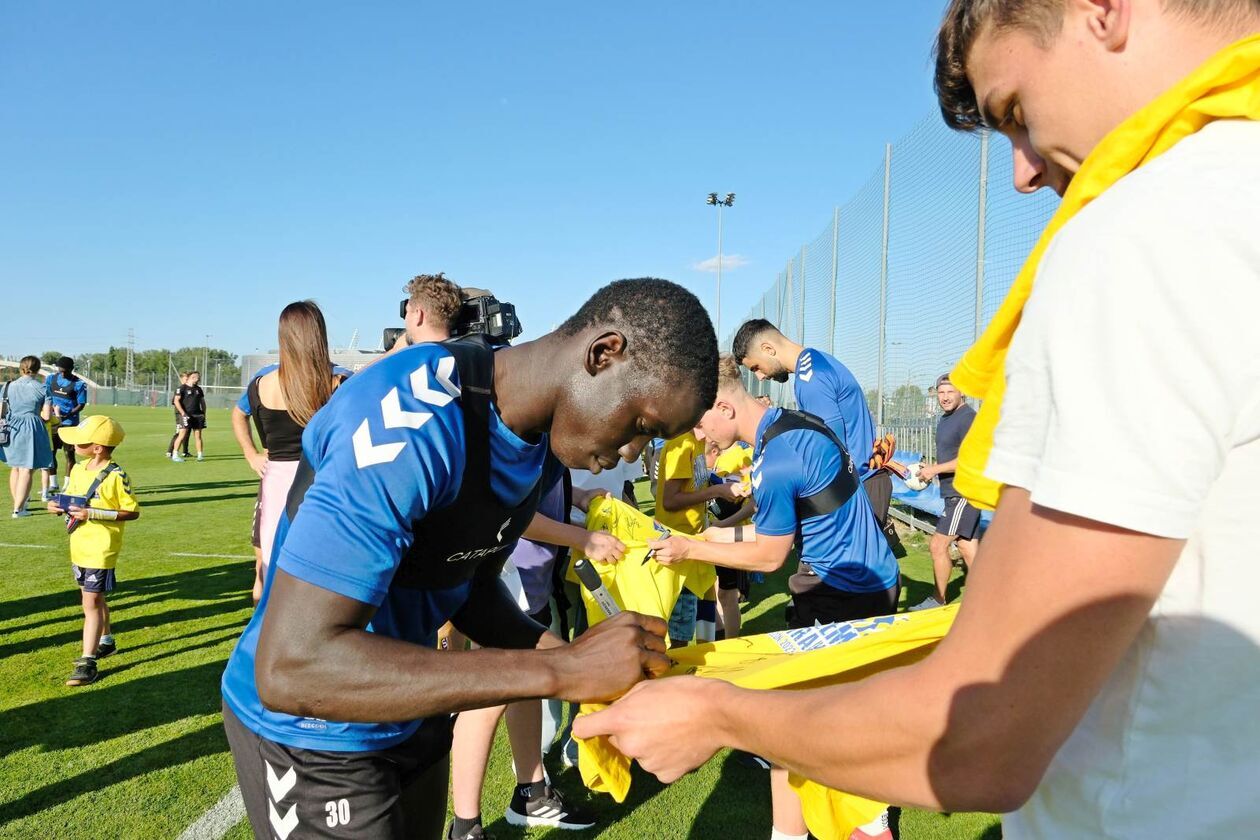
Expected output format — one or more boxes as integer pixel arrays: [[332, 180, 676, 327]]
[[0, 405, 999, 839]]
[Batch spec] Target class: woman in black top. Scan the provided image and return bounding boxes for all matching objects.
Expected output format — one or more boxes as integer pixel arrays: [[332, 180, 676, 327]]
[[237, 301, 346, 602]]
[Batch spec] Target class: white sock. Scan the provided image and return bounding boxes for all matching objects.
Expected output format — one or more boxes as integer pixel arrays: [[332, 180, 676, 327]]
[[856, 809, 890, 834], [770, 829, 808, 840]]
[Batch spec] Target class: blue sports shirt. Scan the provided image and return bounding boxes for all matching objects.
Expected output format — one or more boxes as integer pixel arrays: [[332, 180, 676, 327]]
[[221, 343, 548, 751], [45, 373, 88, 427], [235, 363, 355, 414], [792, 348, 876, 480], [751, 408, 897, 594]]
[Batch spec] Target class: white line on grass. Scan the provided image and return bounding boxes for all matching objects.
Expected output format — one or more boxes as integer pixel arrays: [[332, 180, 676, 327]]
[[0, 542, 54, 549], [177, 785, 246, 840], [171, 552, 253, 560]]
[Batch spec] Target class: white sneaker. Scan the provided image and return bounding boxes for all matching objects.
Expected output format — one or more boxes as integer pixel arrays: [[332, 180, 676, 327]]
[[40, 490, 50, 502], [908, 596, 944, 612], [12, 509, 30, 519], [196, 454, 204, 462], [171, 455, 185, 463]]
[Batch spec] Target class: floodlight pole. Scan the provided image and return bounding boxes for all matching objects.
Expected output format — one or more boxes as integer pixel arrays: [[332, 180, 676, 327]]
[[707, 192, 735, 343]]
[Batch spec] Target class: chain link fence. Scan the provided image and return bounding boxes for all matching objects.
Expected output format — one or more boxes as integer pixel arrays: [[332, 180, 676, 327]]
[[731, 113, 1059, 460]]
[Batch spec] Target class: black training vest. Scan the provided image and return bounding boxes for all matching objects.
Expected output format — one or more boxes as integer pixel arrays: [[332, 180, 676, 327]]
[[49, 373, 78, 401], [285, 336, 544, 592], [758, 409, 861, 520]]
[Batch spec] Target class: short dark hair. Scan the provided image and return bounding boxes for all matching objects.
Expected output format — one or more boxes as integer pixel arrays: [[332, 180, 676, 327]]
[[934, 0, 1064, 132], [731, 318, 781, 362], [56, 356, 74, 372], [558, 278, 718, 411], [934, 0, 1260, 132]]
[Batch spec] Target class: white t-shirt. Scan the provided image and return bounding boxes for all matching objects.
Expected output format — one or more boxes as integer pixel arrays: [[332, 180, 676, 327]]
[[989, 119, 1260, 838]]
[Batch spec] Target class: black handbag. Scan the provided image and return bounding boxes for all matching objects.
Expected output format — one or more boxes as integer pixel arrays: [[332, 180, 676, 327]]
[[0, 381, 11, 447]]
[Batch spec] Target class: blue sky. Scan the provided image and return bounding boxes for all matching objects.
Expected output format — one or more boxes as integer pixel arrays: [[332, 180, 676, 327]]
[[2, 1, 951, 360]]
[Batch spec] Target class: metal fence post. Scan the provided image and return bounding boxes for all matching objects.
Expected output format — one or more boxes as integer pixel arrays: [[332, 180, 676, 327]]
[[798, 245, 807, 343], [876, 142, 892, 428], [975, 131, 989, 341], [828, 207, 839, 356]]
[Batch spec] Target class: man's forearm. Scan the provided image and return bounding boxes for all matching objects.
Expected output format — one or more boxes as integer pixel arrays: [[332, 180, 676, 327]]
[[261, 625, 565, 722], [680, 533, 783, 573], [711, 663, 959, 811]]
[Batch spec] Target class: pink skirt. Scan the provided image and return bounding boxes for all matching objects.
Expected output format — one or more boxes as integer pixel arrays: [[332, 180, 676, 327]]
[[258, 459, 300, 567]]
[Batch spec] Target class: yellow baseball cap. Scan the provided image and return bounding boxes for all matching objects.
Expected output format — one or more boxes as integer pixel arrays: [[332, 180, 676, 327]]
[[57, 415, 126, 447]]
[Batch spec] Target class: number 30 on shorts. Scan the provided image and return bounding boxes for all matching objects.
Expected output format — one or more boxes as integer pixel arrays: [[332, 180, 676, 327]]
[[325, 798, 351, 828]]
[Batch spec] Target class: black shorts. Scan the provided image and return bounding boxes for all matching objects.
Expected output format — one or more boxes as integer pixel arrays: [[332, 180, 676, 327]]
[[181, 414, 207, 430], [223, 703, 453, 840], [937, 496, 981, 541], [51, 426, 77, 454], [786, 567, 898, 629], [715, 565, 744, 591], [73, 564, 116, 593]]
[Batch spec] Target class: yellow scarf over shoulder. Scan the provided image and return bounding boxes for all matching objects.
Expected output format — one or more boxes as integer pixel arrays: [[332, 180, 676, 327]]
[[953, 34, 1260, 509]]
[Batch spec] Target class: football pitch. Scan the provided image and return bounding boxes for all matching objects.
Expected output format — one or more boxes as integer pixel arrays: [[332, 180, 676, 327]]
[[0, 405, 999, 839]]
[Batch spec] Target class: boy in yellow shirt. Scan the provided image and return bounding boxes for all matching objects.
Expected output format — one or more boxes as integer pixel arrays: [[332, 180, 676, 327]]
[[46, 415, 140, 687]]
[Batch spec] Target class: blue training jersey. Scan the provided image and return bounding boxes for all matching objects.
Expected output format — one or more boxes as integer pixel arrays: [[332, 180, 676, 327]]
[[45, 373, 88, 426], [792, 348, 876, 480], [752, 408, 897, 594], [221, 343, 548, 751]]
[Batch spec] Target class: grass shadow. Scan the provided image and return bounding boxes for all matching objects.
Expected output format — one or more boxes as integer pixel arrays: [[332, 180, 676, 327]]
[[140, 492, 259, 508], [686, 752, 772, 839]]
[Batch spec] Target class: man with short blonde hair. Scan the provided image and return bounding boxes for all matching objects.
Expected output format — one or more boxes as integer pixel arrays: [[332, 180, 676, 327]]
[[403, 273, 463, 345], [576, 3, 1260, 836]]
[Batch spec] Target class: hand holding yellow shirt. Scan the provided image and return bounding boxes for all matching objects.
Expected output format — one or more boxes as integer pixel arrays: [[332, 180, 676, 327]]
[[571, 493, 959, 840]]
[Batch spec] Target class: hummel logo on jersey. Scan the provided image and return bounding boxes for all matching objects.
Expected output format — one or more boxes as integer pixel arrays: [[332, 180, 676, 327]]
[[751, 471, 764, 490], [797, 351, 814, 383], [353, 355, 463, 469]]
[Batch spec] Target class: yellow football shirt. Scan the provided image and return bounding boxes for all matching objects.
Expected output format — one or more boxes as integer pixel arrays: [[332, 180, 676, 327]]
[[64, 461, 139, 570], [713, 443, 752, 478], [653, 433, 706, 535]]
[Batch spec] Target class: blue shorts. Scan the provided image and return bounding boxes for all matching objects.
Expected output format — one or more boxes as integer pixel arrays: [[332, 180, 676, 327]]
[[73, 565, 116, 593]]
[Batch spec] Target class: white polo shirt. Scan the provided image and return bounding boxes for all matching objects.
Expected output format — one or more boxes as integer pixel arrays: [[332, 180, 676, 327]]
[[989, 119, 1260, 838]]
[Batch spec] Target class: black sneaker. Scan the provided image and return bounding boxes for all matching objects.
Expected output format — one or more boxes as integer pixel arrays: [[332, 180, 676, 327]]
[[447, 823, 495, 840], [505, 784, 596, 830], [734, 750, 772, 770], [94, 639, 117, 658], [65, 657, 98, 686]]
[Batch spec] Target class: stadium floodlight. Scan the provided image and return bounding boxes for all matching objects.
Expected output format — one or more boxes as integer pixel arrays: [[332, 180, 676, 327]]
[[706, 191, 736, 339]]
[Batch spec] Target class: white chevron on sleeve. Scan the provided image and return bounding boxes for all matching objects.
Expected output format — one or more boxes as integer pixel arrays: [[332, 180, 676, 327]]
[[433, 355, 461, 398], [352, 419, 406, 468], [751, 472, 764, 490], [268, 801, 299, 840], [411, 359, 459, 408], [265, 761, 297, 802], [381, 387, 433, 430]]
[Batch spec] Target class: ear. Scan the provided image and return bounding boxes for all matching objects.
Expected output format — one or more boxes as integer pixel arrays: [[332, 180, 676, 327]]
[[1076, 0, 1130, 51], [407, 303, 426, 328], [584, 331, 628, 376], [759, 340, 776, 358]]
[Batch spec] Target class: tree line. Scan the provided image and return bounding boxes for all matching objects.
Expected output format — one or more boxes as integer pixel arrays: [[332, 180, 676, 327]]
[[32, 347, 243, 389]]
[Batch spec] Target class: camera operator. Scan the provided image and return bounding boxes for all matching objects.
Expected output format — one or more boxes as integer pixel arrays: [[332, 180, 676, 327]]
[[393, 273, 465, 349]]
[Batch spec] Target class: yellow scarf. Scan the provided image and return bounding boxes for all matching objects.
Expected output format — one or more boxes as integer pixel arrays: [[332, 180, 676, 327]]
[[952, 34, 1260, 509]]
